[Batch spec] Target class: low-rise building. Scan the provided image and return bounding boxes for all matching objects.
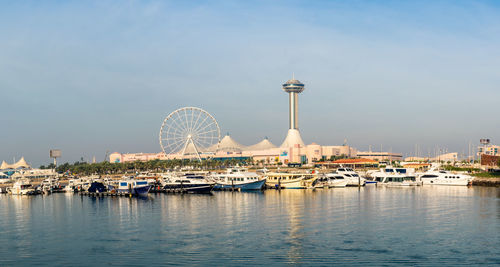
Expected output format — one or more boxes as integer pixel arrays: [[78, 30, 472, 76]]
[[356, 152, 402, 162]]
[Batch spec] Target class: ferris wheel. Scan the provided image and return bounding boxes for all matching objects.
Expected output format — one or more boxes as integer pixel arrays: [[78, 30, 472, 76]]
[[159, 107, 220, 160]]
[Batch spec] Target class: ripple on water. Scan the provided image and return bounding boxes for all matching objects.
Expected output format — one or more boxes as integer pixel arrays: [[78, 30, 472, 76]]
[[0, 188, 498, 266]]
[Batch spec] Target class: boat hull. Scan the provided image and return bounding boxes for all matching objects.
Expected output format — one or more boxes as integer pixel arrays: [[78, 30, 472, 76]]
[[215, 179, 266, 191], [266, 178, 317, 189], [328, 180, 348, 188], [117, 185, 151, 196], [422, 179, 470, 186], [163, 184, 214, 194]]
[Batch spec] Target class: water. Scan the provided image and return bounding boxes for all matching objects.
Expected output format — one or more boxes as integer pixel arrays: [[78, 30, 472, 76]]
[[0, 186, 498, 266]]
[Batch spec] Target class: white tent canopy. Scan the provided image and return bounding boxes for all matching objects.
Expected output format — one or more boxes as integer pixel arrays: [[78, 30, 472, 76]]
[[245, 137, 277, 151], [208, 133, 245, 152], [0, 157, 31, 169]]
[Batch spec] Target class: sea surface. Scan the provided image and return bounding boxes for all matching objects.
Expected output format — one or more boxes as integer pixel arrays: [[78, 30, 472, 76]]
[[0, 186, 498, 266]]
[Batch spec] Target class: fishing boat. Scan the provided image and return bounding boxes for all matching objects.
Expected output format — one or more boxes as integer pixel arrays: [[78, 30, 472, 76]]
[[265, 172, 317, 189], [9, 179, 36, 195], [419, 170, 473, 186], [116, 179, 151, 196], [162, 173, 214, 194], [212, 167, 266, 190]]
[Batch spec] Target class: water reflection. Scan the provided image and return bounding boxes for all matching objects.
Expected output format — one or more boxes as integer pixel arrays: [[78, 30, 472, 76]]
[[0, 187, 498, 266]]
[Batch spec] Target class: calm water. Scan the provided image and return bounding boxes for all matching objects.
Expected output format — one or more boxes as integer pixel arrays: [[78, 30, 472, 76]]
[[0, 186, 498, 266]]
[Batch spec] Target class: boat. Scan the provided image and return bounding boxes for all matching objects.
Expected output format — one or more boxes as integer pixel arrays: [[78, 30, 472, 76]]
[[116, 179, 151, 196], [419, 170, 473, 186], [323, 173, 349, 187], [162, 173, 214, 194], [265, 172, 317, 189], [87, 181, 108, 193], [8, 179, 36, 195], [336, 168, 366, 186], [370, 167, 421, 186], [212, 167, 266, 191], [0, 172, 11, 184]]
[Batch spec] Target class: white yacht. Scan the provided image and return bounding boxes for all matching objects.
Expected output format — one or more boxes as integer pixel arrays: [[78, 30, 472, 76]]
[[371, 167, 421, 186], [265, 172, 317, 189], [419, 170, 473, 186], [9, 179, 36, 195], [318, 173, 348, 188], [0, 172, 11, 184], [336, 168, 366, 186], [212, 167, 266, 190]]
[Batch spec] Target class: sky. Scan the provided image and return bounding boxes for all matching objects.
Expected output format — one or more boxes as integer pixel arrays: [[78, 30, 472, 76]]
[[1, 0, 499, 167]]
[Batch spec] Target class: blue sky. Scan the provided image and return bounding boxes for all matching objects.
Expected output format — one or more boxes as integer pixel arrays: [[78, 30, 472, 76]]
[[1, 0, 499, 166]]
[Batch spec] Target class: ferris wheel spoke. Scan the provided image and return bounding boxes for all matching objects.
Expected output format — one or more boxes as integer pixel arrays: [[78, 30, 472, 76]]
[[195, 121, 216, 134], [193, 138, 209, 150], [191, 110, 203, 134], [191, 114, 211, 133], [187, 109, 194, 133], [168, 139, 187, 154], [176, 112, 190, 133], [195, 129, 217, 136], [166, 129, 186, 138], [164, 137, 185, 149], [170, 114, 188, 133], [185, 108, 194, 133]]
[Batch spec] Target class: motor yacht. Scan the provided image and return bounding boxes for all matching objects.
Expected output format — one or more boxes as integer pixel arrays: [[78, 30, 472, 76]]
[[212, 167, 266, 191], [116, 179, 151, 196], [319, 173, 348, 188], [336, 168, 366, 186], [9, 179, 36, 195], [370, 167, 421, 186], [265, 172, 317, 189], [419, 170, 473, 186], [162, 173, 214, 194]]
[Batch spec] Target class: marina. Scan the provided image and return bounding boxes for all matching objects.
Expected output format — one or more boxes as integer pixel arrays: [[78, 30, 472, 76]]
[[0, 186, 498, 266]]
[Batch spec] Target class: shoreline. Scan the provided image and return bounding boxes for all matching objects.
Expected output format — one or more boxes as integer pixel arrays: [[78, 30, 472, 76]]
[[471, 177, 500, 187]]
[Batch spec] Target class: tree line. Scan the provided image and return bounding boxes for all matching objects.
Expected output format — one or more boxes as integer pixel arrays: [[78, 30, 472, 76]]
[[40, 158, 252, 175]]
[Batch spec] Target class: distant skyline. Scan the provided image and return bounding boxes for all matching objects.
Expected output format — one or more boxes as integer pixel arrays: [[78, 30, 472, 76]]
[[1, 0, 499, 166]]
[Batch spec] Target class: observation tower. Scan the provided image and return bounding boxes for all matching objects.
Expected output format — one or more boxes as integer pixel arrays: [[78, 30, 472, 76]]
[[280, 75, 306, 148]]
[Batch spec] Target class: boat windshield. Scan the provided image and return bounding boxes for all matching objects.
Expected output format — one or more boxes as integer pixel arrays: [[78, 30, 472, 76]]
[[396, 169, 407, 174]]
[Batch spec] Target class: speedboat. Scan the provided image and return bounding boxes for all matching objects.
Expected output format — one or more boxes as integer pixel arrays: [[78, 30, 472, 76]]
[[336, 168, 366, 186], [162, 173, 214, 194], [212, 167, 266, 191], [265, 172, 317, 189], [117, 179, 151, 196], [9, 179, 36, 195], [419, 170, 473, 186]]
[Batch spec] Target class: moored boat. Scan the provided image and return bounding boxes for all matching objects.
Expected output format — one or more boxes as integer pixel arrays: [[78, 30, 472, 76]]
[[117, 179, 151, 196], [9, 179, 36, 195], [162, 173, 214, 194], [336, 168, 366, 186], [265, 172, 317, 189], [212, 167, 266, 191], [418, 170, 473, 186]]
